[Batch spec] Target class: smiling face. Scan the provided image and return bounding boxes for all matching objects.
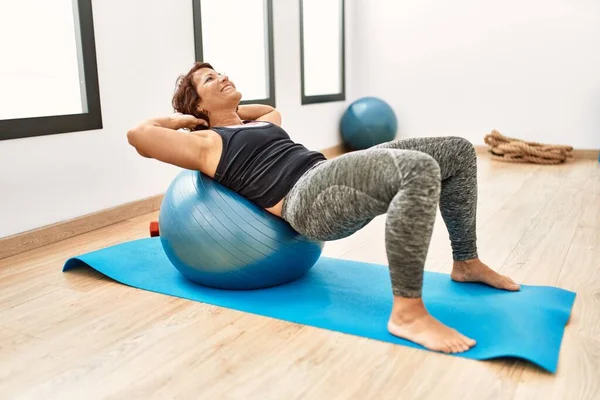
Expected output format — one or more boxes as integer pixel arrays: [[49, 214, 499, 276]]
[[192, 67, 242, 114]]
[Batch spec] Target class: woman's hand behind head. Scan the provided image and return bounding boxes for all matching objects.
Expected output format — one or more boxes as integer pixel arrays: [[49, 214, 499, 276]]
[[169, 113, 209, 131]]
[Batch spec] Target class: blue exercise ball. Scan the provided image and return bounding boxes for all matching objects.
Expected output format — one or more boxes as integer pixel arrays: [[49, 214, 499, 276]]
[[158, 169, 324, 290], [340, 97, 398, 150]]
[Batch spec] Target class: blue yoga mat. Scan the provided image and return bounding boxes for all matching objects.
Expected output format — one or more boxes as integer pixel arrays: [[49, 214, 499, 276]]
[[63, 237, 575, 373]]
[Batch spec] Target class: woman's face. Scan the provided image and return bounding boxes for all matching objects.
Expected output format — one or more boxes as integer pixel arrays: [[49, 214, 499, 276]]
[[193, 67, 242, 112]]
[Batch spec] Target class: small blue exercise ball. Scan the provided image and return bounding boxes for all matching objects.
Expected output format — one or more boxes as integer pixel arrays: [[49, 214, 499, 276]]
[[340, 97, 398, 150], [158, 169, 324, 290]]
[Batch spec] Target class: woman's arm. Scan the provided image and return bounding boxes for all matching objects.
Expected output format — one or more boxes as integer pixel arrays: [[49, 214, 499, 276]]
[[237, 104, 282, 126], [127, 114, 211, 170]]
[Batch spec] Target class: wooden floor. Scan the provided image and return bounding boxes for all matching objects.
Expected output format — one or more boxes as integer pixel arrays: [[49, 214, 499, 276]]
[[1, 155, 599, 400]]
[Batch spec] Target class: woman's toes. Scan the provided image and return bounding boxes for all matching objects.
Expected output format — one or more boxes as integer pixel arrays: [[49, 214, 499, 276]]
[[459, 335, 476, 349], [455, 340, 468, 353], [500, 275, 520, 290], [443, 341, 455, 354], [451, 341, 462, 353]]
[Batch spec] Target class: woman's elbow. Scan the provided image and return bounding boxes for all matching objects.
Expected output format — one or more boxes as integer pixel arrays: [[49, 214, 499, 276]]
[[266, 110, 282, 126], [127, 126, 142, 145], [127, 127, 151, 157]]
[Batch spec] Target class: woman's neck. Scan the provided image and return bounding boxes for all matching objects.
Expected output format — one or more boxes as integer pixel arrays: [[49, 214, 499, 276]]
[[209, 110, 242, 127]]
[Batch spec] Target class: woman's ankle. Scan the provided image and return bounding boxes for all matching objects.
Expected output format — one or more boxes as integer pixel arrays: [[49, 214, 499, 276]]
[[391, 296, 429, 323]]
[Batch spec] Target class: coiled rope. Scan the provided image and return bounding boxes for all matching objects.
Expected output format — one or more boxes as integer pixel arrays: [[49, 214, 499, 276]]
[[484, 130, 573, 164]]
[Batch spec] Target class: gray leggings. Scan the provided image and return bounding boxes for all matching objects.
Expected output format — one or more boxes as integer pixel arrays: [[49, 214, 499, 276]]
[[281, 136, 478, 298]]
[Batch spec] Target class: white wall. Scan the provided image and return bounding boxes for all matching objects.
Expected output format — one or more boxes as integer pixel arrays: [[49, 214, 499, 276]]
[[0, 0, 354, 238], [273, 0, 355, 150], [353, 0, 600, 149]]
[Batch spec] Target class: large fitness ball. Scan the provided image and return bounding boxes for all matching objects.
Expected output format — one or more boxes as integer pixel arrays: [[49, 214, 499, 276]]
[[158, 169, 324, 290], [340, 97, 398, 150]]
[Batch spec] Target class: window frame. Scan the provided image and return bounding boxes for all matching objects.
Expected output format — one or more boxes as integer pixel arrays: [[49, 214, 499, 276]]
[[0, 0, 102, 141], [299, 0, 346, 105], [192, 0, 276, 107]]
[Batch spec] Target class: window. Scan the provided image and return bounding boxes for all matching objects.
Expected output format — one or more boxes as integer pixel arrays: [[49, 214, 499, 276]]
[[0, 0, 102, 141], [192, 0, 276, 106], [300, 0, 345, 104]]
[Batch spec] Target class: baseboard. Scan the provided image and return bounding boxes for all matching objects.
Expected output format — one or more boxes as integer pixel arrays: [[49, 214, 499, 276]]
[[571, 149, 600, 160], [474, 145, 490, 156], [0, 195, 163, 261], [0, 143, 351, 261], [320, 143, 347, 159], [475, 145, 599, 160]]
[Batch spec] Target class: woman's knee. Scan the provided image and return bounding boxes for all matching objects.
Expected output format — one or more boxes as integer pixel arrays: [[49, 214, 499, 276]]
[[414, 153, 442, 197], [387, 149, 441, 193], [406, 150, 441, 182], [446, 136, 477, 163]]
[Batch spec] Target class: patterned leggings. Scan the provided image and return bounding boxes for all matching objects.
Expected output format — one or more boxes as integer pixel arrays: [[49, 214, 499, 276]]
[[281, 137, 478, 297]]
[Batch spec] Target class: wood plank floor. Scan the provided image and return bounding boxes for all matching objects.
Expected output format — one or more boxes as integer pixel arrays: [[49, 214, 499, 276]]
[[1, 155, 599, 400]]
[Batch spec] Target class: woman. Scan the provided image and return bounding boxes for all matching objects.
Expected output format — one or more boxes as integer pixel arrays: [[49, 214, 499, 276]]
[[128, 62, 520, 354]]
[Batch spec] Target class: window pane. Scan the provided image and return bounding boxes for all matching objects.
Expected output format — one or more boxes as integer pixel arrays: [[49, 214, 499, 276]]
[[302, 0, 342, 97], [0, 0, 86, 120], [200, 0, 269, 101]]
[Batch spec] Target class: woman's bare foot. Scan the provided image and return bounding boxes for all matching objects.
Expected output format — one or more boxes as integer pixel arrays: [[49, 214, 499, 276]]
[[387, 297, 476, 353], [451, 258, 520, 291]]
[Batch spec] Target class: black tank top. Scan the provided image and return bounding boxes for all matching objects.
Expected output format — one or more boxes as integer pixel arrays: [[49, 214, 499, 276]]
[[211, 122, 326, 208]]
